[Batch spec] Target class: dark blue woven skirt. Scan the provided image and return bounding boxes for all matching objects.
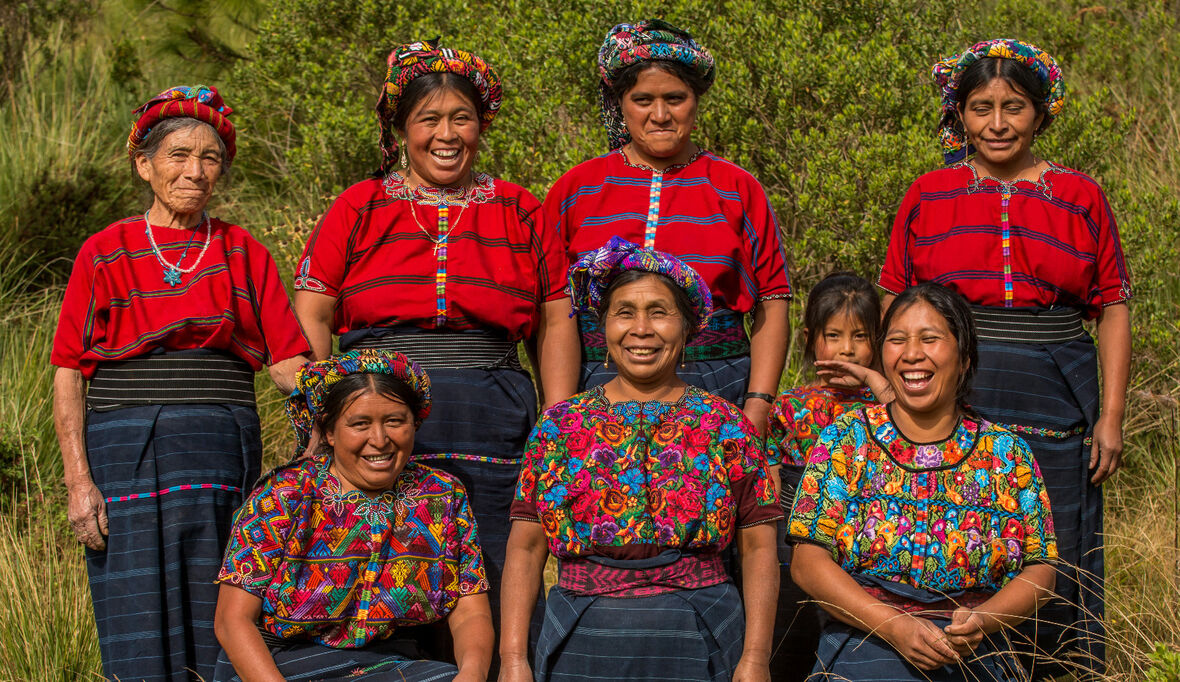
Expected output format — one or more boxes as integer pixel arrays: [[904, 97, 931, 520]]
[[85, 404, 261, 682], [969, 338, 1105, 678], [581, 355, 751, 405], [808, 621, 1028, 681], [535, 582, 745, 682], [212, 637, 458, 681]]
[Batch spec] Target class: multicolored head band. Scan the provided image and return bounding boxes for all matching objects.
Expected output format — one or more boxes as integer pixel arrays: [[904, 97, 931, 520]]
[[375, 38, 502, 173], [932, 38, 1065, 164], [567, 236, 713, 333], [597, 19, 716, 150], [127, 85, 236, 163], [285, 349, 432, 455]]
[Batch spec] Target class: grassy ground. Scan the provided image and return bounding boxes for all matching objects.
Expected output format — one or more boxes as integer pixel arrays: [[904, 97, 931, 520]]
[[1, 1, 1178, 679]]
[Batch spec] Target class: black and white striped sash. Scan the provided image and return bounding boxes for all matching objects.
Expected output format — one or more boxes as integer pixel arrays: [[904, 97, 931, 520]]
[[342, 328, 524, 371], [87, 350, 256, 411], [971, 307, 1088, 344]]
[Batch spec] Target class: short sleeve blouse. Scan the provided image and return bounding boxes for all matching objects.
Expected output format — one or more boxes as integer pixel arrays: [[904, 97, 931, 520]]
[[294, 173, 567, 340], [217, 457, 488, 648], [766, 385, 877, 468], [544, 150, 792, 312], [879, 163, 1131, 318], [788, 404, 1057, 594], [511, 385, 782, 559], [51, 216, 309, 378]]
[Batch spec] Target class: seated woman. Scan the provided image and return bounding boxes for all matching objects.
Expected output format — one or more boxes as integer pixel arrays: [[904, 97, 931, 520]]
[[213, 350, 493, 681], [788, 283, 1058, 681], [499, 237, 781, 682]]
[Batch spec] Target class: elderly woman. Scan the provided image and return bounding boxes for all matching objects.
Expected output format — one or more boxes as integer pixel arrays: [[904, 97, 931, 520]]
[[789, 283, 1058, 681], [51, 85, 310, 681], [499, 238, 781, 682], [544, 19, 791, 433], [293, 41, 578, 648], [213, 350, 492, 681], [879, 39, 1131, 676]]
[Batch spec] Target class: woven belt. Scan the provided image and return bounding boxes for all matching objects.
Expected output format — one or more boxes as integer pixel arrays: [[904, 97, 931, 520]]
[[557, 552, 727, 597], [342, 327, 524, 371], [971, 306, 1088, 344], [87, 350, 255, 411], [579, 308, 750, 362]]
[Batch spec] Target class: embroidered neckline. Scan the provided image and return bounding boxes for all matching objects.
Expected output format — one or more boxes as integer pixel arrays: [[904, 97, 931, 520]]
[[954, 158, 1063, 198], [382, 171, 496, 206], [866, 404, 982, 471], [588, 383, 696, 418], [317, 457, 421, 525], [616, 147, 706, 174]]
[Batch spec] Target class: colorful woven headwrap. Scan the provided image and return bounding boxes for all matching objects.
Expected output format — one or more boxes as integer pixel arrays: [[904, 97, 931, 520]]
[[597, 19, 717, 150], [127, 85, 236, 163], [285, 350, 432, 455], [932, 38, 1065, 164], [375, 39, 502, 174], [568, 236, 713, 333]]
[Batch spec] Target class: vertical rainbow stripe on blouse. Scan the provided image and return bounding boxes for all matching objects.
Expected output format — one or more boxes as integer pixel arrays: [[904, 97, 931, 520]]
[[1000, 186, 1014, 307], [434, 204, 450, 325], [644, 171, 664, 248]]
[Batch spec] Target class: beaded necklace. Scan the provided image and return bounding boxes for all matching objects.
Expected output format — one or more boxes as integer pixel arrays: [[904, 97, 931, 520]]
[[144, 209, 212, 287]]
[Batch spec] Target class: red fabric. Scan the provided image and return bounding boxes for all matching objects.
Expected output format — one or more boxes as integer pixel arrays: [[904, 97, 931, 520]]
[[294, 175, 566, 340], [127, 86, 236, 162], [52, 216, 309, 378], [544, 149, 792, 312], [879, 164, 1132, 318]]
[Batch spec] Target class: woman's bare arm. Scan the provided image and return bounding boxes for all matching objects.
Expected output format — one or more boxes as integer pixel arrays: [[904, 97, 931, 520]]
[[213, 584, 285, 682]]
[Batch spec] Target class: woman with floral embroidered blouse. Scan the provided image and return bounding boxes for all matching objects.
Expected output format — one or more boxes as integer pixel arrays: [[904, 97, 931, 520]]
[[499, 238, 781, 682], [213, 350, 493, 681], [789, 283, 1057, 681]]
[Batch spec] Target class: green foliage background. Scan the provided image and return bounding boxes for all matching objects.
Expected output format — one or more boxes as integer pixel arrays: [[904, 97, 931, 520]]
[[0, 0, 1178, 678]]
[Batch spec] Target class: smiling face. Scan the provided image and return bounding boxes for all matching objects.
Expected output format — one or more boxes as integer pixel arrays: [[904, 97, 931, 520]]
[[810, 308, 874, 386], [620, 66, 699, 168], [400, 86, 481, 188], [324, 390, 416, 494], [958, 77, 1044, 175], [603, 274, 690, 389], [135, 123, 223, 220], [881, 300, 966, 422]]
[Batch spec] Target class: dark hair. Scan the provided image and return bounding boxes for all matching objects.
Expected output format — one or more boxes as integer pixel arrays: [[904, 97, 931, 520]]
[[610, 60, 710, 102], [802, 271, 881, 367], [954, 57, 1050, 135], [130, 117, 230, 176], [315, 373, 422, 437], [598, 269, 697, 339], [880, 282, 978, 405], [392, 72, 484, 133]]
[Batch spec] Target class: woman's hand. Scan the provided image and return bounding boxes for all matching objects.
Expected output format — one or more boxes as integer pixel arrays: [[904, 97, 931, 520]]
[[496, 656, 534, 682], [878, 612, 960, 671], [1089, 412, 1123, 484], [453, 667, 486, 682], [731, 653, 771, 681], [814, 360, 896, 402], [942, 607, 986, 656], [67, 481, 108, 550]]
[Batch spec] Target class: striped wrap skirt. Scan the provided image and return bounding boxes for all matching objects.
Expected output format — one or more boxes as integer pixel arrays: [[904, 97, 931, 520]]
[[535, 581, 746, 681], [808, 621, 1028, 681], [85, 403, 261, 682], [969, 337, 1105, 677], [212, 637, 458, 681]]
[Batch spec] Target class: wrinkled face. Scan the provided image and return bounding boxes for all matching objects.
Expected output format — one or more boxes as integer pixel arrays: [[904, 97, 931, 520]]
[[811, 309, 874, 386], [603, 275, 689, 387], [135, 124, 223, 217], [401, 87, 481, 188], [881, 300, 965, 420], [958, 77, 1044, 171], [325, 390, 416, 494], [620, 66, 698, 165]]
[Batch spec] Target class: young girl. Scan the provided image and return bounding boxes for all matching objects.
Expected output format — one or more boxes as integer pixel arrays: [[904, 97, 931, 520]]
[[765, 271, 892, 682]]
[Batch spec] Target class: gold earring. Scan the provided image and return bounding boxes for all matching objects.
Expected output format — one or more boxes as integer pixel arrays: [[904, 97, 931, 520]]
[[399, 144, 407, 169], [603, 354, 610, 369]]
